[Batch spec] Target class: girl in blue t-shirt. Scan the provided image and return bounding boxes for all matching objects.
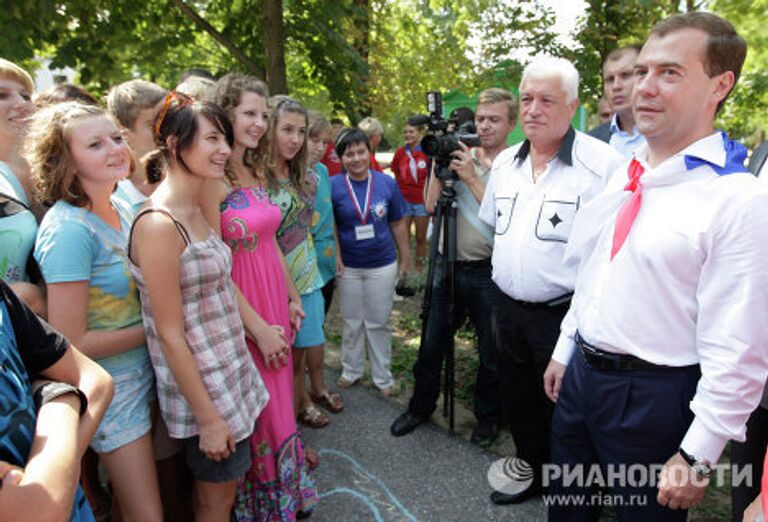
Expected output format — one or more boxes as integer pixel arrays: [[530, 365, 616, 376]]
[[331, 128, 411, 395], [27, 102, 163, 522]]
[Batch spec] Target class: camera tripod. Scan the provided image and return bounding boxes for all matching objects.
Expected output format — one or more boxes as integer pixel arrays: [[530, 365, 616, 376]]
[[418, 165, 460, 433]]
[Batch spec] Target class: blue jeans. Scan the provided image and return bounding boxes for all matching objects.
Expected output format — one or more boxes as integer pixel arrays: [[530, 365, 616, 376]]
[[407, 255, 500, 423]]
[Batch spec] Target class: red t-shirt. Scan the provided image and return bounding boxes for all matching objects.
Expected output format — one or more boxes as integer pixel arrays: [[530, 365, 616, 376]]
[[321, 142, 343, 176], [370, 153, 382, 173], [391, 145, 429, 204]]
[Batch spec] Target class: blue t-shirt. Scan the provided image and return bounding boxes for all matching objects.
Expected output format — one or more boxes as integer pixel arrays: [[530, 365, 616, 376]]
[[0, 162, 37, 283], [0, 281, 94, 522], [331, 170, 405, 269], [34, 198, 148, 375], [311, 163, 336, 284]]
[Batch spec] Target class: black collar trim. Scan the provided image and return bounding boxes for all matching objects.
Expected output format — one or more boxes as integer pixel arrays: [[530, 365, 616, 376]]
[[514, 126, 575, 167]]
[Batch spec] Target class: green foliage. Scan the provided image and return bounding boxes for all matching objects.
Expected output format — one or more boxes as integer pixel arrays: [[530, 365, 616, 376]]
[[568, 0, 679, 104], [708, 0, 768, 145]]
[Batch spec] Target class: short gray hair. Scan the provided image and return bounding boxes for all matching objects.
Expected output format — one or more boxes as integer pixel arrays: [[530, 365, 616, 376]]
[[520, 56, 579, 103], [358, 116, 384, 138]]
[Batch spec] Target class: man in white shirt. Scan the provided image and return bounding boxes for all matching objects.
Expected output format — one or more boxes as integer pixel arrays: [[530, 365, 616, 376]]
[[588, 45, 647, 159], [478, 56, 623, 505], [543, 12, 768, 521]]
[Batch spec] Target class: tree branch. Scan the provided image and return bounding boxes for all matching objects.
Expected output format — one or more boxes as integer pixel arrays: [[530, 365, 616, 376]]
[[170, 0, 264, 77]]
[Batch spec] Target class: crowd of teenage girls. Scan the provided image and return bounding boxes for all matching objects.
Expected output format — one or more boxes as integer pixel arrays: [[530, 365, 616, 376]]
[[0, 58, 430, 521]]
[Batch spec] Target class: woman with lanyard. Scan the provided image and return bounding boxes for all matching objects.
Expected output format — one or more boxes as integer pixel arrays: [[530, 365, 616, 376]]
[[390, 118, 430, 278], [331, 128, 410, 396]]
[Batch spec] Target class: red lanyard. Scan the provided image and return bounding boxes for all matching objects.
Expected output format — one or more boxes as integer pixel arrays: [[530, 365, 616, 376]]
[[344, 173, 373, 224]]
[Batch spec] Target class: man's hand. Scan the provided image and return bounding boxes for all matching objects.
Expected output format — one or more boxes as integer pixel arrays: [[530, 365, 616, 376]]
[[449, 142, 477, 184], [543, 359, 566, 402], [657, 452, 709, 510]]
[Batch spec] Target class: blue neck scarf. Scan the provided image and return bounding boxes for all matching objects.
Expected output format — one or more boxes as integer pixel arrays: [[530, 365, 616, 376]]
[[684, 131, 749, 176]]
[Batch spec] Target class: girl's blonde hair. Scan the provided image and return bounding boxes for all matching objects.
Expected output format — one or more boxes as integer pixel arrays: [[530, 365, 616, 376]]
[[261, 97, 310, 195], [0, 58, 34, 94], [24, 102, 121, 208]]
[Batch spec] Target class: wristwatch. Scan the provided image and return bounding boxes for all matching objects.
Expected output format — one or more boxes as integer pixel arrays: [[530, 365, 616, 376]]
[[678, 447, 714, 477]]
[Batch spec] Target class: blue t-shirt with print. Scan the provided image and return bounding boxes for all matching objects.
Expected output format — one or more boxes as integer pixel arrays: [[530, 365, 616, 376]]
[[0, 161, 37, 283], [34, 198, 148, 375], [331, 170, 405, 269], [0, 281, 94, 522], [311, 163, 336, 285]]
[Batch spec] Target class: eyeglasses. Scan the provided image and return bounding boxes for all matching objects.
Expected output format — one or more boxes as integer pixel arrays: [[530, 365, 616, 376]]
[[154, 91, 194, 138]]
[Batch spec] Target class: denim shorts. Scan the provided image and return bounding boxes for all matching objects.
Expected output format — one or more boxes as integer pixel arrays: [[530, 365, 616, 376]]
[[91, 357, 155, 453], [293, 288, 326, 348], [183, 436, 251, 483], [403, 201, 428, 217]]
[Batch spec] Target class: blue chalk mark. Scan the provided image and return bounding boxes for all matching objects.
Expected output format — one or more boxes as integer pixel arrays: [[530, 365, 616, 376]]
[[319, 448, 419, 522], [320, 487, 385, 522]]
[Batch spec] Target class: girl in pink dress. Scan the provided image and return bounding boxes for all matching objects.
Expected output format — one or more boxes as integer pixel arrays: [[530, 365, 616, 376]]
[[201, 74, 317, 521]]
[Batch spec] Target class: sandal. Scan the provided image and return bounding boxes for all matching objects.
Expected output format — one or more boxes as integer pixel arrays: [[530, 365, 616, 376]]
[[311, 390, 344, 413], [337, 377, 359, 389], [298, 404, 329, 429]]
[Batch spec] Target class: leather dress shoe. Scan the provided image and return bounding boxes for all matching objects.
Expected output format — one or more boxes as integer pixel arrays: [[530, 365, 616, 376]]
[[390, 411, 426, 437], [490, 486, 543, 505], [471, 419, 499, 447]]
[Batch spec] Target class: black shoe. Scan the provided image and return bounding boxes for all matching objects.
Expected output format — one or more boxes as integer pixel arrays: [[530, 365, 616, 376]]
[[390, 411, 426, 437], [471, 419, 499, 447], [490, 486, 543, 505], [395, 281, 416, 297]]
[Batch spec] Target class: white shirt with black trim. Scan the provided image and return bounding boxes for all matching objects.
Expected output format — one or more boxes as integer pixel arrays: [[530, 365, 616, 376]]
[[478, 128, 625, 303], [552, 132, 768, 465]]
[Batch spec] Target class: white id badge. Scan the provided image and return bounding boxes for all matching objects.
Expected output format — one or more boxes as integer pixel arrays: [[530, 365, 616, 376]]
[[355, 224, 375, 240]]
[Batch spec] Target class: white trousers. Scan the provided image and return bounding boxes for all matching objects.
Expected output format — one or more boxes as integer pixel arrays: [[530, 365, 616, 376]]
[[337, 261, 398, 389]]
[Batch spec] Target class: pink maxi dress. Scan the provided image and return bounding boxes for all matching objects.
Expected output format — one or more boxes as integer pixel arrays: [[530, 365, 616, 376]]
[[221, 186, 318, 521]]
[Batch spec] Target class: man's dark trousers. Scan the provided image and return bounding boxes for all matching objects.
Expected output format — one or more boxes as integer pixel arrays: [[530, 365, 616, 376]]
[[408, 255, 500, 424], [549, 349, 700, 521], [492, 284, 569, 487]]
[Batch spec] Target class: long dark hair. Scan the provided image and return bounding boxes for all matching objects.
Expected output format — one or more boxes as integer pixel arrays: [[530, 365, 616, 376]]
[[145, 92, 234, 182]]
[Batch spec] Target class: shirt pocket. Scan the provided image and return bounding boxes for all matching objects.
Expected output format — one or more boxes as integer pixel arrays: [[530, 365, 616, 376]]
[[535, 197, 580, 243], [494, 194, 518, 235]]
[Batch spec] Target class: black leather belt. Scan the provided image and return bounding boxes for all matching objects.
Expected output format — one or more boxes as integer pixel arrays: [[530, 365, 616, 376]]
[[455, 258, 491, 268], [511, 293, 573, 309], [575, 331, 665, 371]]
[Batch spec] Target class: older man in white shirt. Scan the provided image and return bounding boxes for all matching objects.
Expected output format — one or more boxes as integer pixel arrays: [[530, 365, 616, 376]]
[[544, 12, 768, 521], [479, 56, 623, 505]]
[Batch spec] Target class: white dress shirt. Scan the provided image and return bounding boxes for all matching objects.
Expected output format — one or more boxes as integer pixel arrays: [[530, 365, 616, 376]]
[[479, 128, 624, 302], [552, 132, 768, 465]]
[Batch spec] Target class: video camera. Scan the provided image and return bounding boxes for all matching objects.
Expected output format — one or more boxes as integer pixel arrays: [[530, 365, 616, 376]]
[[410, 91, 480, 182]]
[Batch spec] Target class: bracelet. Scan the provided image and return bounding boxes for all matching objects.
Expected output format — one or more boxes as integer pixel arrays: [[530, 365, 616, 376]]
[[32, 381, 88, 417]]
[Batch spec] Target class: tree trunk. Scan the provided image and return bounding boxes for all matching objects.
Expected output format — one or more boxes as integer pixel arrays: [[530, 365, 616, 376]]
[[262, 0, 288, 94], [351, 0, 371, 119]]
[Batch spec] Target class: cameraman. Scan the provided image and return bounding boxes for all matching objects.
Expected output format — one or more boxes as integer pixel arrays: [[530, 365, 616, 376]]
[[390, 88, 516, 446]]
